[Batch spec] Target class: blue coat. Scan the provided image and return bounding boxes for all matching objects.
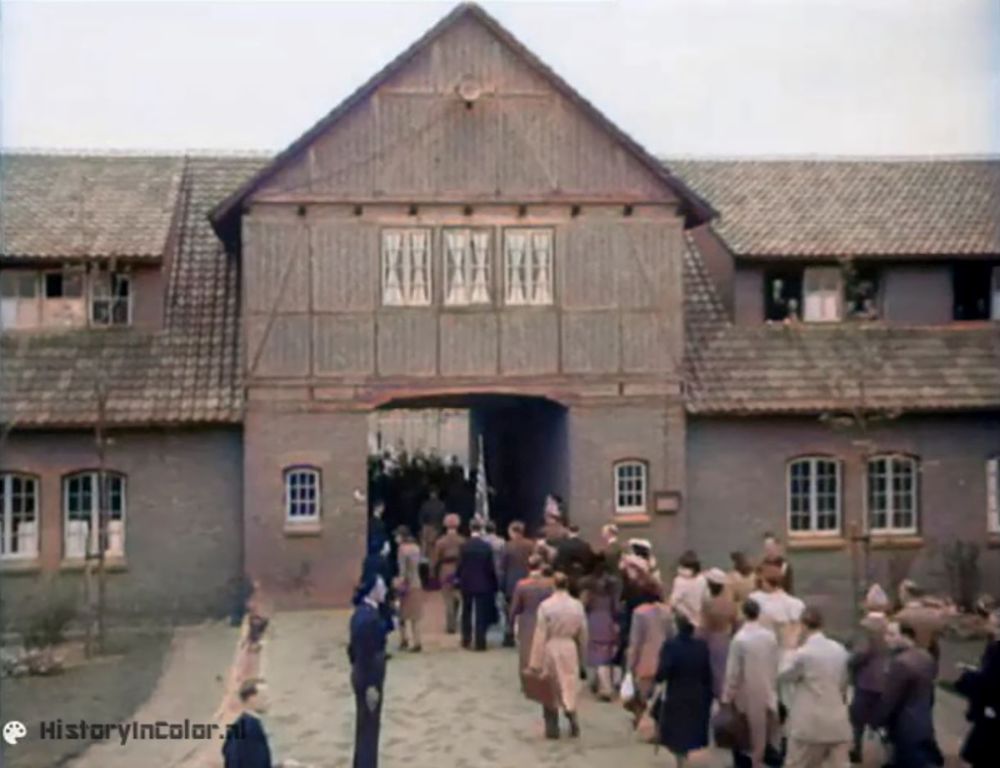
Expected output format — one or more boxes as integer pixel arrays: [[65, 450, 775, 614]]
[[222, 712, 272, 768], [349, 602, 388, 691], [655, 630, 713, 755], [456, 537, 498, 596]]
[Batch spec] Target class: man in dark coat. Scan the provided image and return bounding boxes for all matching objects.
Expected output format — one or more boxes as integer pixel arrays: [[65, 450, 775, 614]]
[[656, 611, 713, 766], [956, 607, 1000, 768], [349, 572, 389, 768], [222, 679, 273, 768], [456, 519, 498, 651], [874, 622, 943, 768]]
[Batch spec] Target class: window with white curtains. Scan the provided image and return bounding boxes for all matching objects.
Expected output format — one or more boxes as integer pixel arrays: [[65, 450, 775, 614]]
[[381, 228, 431, 306], [63, 471, 126, 559], [504, 228, 553, 306], [444, 229, 491, 306], [803, 266, 842, 322], [0, 473, 39, 559]]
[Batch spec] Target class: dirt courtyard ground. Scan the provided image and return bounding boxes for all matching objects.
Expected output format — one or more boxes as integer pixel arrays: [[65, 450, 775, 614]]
[[1, 600, 974, 768], [262, 602, 972, 768]]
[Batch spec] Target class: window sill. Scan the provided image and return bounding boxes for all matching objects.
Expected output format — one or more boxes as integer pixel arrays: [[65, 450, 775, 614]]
[[613, 513, 651, 527], [868, 536, 923, 551], [787, 537, 847, 551], [60, 557, 128, 573], [284, 522, 322, 538], [0, 559, 42, 574]]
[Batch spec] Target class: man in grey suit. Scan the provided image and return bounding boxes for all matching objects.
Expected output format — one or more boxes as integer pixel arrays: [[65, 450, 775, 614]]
[[778, 606, 852, 768], [723, 599, 780, 768]]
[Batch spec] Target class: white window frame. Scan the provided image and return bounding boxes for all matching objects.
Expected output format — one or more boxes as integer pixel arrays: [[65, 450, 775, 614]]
[[62, 471, 127, 559], [443, 228, 492, 306], [803, 266, 842, 322], [988, 457, 999, 535], [786, 457, 842, 537], [503, 228, 553, 306], [284, 466, 321, 523], [866, 454, 919, 536], [90, 271, 132, 327], [381, 228, 431, 307], [614, 460, 648, 515], [0, 472, 40, 559]]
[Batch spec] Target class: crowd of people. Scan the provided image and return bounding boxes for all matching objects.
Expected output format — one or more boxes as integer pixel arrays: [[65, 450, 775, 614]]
[[342, 492, 1000, 768]]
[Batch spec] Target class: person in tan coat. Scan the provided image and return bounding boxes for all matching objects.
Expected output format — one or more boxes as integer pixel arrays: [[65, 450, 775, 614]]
[[430, 514, 465, 634], [510, 555, 555, 695], [528, 572, 588, 739], [394, 526, 423, 652]]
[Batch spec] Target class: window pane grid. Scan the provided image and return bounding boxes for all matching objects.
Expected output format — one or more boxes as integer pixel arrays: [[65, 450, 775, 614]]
[[1, 473, 39, 558], [285, 469, 320, 521], [63, 471, 126, 558], [614, 462, 646, 513], [868, 455, 918, 535], [444, 229, 491, 306], [787, 458, 841, 535], [382, 229, 431, 307]]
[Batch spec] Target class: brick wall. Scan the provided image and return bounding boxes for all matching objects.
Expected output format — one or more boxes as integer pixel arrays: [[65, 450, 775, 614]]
[[0, 427, 243, 628], [687, 414, 1000, 630]]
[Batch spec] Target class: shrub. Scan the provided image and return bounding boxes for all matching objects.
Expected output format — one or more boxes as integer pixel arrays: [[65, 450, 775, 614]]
[[23, 597, 77, 649], [941, 541, 981, 613]]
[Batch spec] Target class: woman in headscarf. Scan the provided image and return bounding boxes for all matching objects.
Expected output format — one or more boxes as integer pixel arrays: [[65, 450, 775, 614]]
[[348, 572, 389, 768], [528, 572, 589, 739], [669, 550, 709, 630], [580, 560, 620, 700], [393, 526, 423, 652], [656, 611, 713, 768], [701, 567, 737, 701], [510, 555, 555, 695]]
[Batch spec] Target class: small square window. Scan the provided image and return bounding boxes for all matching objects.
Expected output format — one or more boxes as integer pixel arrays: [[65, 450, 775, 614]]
[[284, 467, 321, 522], [614, 460, 647, 515]]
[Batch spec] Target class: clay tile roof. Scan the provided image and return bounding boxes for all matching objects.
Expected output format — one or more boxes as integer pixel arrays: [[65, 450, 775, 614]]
[[668, 159, 1000, 259], [1, 155, 265, 427], [682, 232, 1000, 415], [1, 154, 186, 261]]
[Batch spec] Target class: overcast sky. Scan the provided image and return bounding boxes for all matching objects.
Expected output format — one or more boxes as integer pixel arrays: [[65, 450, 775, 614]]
[[2, 0, 998, 157]]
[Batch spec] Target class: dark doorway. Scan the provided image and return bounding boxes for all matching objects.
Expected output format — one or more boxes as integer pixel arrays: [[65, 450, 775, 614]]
[[367, 394, 568, 543]]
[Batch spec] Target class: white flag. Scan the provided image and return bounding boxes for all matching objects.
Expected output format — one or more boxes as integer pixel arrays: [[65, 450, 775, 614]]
[[476, 434, 490, 522]]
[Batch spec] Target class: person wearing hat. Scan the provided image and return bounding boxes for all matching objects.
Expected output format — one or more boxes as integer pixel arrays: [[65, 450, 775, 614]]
[[702, 567, 737, 701], [848, 584, 891, 764], [430, 513, 465, 635], [670, 550, 709, 631], [349, 572, 389, 768]]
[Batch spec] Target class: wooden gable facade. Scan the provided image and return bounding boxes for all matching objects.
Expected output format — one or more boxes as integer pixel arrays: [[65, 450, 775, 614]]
[[230, 4, 704, 407]]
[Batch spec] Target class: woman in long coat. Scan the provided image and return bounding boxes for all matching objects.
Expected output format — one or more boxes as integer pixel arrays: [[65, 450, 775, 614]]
[[701, 568, 737, 700], [626, 584, 673, 722], [394, 527, 423, 652], [580, 563, 620, 700], [510, 556, 555, 694], [656, 611, 713, 767], [528, 572, 589, 739]]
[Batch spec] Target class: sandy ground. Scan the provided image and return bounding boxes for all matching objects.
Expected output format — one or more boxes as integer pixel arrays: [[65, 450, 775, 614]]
[[6, 600, 975, 768], [262, 601, 973, 768]]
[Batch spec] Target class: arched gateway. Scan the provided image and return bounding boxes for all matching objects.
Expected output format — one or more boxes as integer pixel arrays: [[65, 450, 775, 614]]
[[219, 4, 705, 607]]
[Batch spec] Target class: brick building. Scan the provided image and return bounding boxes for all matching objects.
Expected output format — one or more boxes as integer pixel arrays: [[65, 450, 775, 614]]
[[2, 4, 998, 626]]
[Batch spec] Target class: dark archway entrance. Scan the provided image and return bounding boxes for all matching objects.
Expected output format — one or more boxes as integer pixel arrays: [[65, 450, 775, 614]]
[[367, 394, 568, 544]]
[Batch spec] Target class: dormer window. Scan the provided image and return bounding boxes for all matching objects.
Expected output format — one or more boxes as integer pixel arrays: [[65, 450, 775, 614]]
[[91, 272, 132, 326], [802, 267, 842, 322], [953, 263, 1000, 321]]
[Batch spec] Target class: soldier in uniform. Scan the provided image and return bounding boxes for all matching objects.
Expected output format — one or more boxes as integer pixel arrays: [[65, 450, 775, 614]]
[[430, 513, 465, 634], [349, 572, 389, 768]]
